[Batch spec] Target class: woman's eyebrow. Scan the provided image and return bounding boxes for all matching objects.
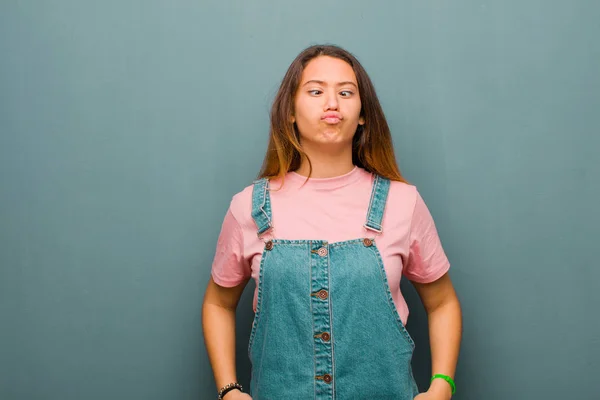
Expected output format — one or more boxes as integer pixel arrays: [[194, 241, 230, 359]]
[[302, 80, 358, 88]]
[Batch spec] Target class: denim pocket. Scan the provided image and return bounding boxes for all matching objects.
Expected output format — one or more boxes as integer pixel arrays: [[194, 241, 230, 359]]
[[369, 245, 416, 350]]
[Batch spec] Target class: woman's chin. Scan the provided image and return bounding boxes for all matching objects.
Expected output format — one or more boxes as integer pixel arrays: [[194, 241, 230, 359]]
[[299, 129, 354, 148]]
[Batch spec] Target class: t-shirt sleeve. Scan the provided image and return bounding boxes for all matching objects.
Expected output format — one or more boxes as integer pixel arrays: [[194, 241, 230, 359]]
[[403, 190, 451, 283], [211, 207, 251, 287]]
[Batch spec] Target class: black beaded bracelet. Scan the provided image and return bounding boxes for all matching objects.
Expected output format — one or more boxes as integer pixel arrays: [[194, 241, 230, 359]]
[[217, 382, 243, 399]]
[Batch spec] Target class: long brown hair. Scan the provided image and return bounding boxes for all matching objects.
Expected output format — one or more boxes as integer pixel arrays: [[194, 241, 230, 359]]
[[258, 44, 407, 184]]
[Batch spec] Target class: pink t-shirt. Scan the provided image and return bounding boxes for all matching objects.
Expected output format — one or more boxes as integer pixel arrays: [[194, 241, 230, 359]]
[[211, 166, 450, 325]]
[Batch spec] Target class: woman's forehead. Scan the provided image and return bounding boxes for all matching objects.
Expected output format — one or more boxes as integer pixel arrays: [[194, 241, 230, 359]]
[[300, 56, 358, 85]]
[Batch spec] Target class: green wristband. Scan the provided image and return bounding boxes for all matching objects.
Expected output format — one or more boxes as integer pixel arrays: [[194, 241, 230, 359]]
[[430, 374, 456, 395]]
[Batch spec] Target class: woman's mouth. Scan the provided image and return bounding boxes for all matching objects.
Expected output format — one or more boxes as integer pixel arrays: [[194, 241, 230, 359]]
[[322, 113, 342, 124], [323, 117, 341, 124]]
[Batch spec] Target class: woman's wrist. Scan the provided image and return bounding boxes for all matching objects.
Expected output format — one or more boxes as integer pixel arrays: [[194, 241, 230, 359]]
[[428, 377, 453, 399], [217, 382, 243, 399], [221, 388, 242, 399]]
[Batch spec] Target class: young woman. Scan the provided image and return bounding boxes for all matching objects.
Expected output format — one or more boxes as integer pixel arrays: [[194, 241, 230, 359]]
[[202, 44, 462, 400]]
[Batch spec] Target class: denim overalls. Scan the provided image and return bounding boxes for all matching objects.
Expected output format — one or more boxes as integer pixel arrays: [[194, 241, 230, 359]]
[[248, 175, 419, 399]]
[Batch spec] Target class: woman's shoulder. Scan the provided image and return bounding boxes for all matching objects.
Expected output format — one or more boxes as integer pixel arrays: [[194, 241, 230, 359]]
[[386, 177, 418, 204], [227, 183, 255, 225], [383, 178, 428, 225], [228, 172, 288, 208]]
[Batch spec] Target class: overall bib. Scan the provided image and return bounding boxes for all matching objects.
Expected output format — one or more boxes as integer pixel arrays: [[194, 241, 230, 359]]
[[248, 175, 419, 400]]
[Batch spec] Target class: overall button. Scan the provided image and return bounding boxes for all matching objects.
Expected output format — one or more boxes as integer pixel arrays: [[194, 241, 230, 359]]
[[321, 332, 330, 341], [317, 290, 328, 300], [265, 240, 273, 250], [363, 238, 373, 247], [323, 374, 332, 384], [317, 247, 328, 257]]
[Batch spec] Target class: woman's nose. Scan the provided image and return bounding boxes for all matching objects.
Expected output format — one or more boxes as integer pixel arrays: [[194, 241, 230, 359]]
[[324, 89, 339, 110]]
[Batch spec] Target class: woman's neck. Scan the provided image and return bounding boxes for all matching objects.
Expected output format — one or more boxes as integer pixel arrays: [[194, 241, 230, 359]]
[[294, 145, 354, 178]]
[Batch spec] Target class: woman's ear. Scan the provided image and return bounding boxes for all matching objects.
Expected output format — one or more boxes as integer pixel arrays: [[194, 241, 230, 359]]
[[358, 116, 365, 125], [290, 115, 296, 123]]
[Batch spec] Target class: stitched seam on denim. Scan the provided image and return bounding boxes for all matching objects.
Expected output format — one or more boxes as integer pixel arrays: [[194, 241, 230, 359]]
[[310, 241, 316, 397], [370, 176, 383, 227], [259, 179, 272, 233], [366, 176, 390, 230], [327, 247, 336, 399], [379, 179, 390, 229], [308, 240, 329, 399], [253, 179, 264, 228], [264, 240, 308, 246], [309, 244, 317, 400], [366, 176, 391, 232], [249, 249, 269, 398], [373, 178, 390, 229], [311, 241, 321, 399], [366, 175, 382, 226], [364, 174, 379, 228], [369, 244, 416, 349], [269, 238, 368, 247], [252, 179, 271, 235], [259, 179, 272, 234], [251, 182, 259, 230], [328, 239, 367, 248], [248, 249, 268, 359]]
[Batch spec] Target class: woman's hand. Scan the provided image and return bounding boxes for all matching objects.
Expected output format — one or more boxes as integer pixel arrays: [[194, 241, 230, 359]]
[[414, 392, 450, 400], [413, 378, 453, 400], [222, 390, 252, 399]]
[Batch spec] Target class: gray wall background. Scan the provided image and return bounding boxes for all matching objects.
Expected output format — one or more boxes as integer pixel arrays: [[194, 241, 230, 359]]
[[1, 1, 599, 399]]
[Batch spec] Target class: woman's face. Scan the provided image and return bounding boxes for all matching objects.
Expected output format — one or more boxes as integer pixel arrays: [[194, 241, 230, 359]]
[[293, 56, 364, 150]]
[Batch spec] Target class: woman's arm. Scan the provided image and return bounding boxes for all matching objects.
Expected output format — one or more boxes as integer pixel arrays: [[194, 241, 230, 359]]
[[202, 276, 251, 399], [412, 273, 462, 400]]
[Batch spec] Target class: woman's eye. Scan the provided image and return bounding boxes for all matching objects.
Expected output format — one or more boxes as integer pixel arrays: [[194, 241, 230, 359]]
[[308, 89, 354, 96]]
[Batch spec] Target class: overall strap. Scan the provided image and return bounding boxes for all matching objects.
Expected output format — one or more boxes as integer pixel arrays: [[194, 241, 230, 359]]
[[364, 175, 391, 233], [251, 178, 273, 236]]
